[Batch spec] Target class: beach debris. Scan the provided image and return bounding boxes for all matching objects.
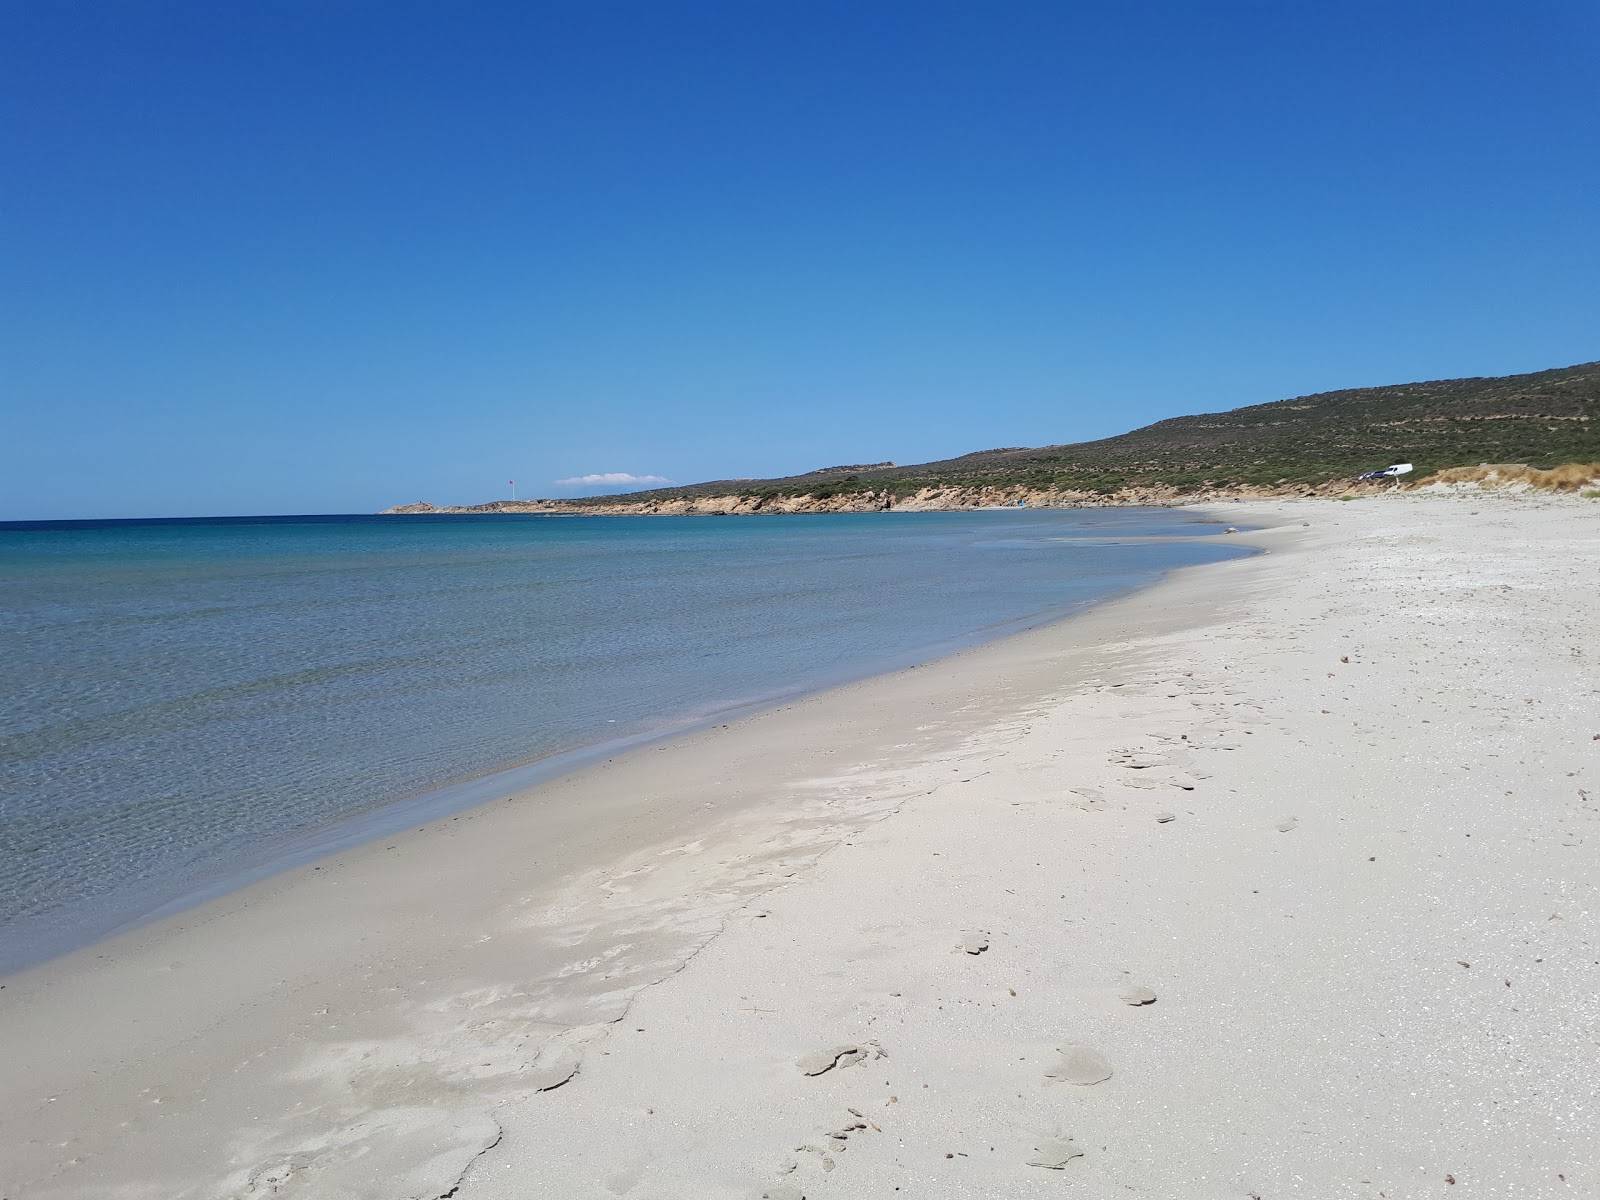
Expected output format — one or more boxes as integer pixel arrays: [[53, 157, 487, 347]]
[[823, 1115, 870, 1146], [761, 1188, 804, 1200], [1045, 1045, 1113, 1086], [959, 931, 990, 955], [797, 1041, 885, 1076], [1223, 526, 1239, 534], [1155, 812, 1177, 824], [527, 1049, 580, 1092], [1118, 985, 1158, 1006], [1276, 817, 1299, 833], [1028, 1138, 1085, 1169]]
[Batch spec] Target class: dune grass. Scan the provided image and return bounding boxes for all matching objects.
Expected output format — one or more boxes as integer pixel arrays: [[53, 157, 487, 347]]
[[1417, 462, 1600, 492]]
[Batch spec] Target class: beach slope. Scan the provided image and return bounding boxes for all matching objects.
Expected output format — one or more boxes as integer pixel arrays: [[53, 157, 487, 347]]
[[2, 495, 1596, 1198]]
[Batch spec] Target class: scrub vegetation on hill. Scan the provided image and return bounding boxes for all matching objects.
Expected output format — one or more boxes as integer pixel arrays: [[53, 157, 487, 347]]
[[577, 360, 1600, 503]]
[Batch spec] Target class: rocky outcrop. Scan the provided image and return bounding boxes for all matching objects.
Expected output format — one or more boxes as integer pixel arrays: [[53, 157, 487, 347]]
[[381, 491, 897, 516], [384, 501, 449, 514]]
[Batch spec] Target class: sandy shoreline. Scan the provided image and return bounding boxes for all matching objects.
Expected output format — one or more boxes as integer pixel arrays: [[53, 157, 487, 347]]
[[3, 495, 1596, 1198], [0, 506, 1244, 980]]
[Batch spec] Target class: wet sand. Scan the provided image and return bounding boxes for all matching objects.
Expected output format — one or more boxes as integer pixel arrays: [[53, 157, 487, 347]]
[[3, 495, 1596, 1198]]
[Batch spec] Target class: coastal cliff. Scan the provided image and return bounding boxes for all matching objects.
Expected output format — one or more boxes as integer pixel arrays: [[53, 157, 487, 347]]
[[382, 478, 1386, 516]]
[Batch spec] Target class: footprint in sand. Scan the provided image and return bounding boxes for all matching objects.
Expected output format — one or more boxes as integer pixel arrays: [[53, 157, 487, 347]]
[[793, 1143, 837, 1174], [1045, 1045, 1113, 1086], [958, 931, 990, 955], [603, 1157, 649, 1195], [796, 1042, 885, 1076], [1118, 985, 1158, 1005], [527, 1049, 580, 1092], [1068, 787, 1109, 811], [1128, 772, 1199, 791], [1028, 1137, 1086, 1169], [1115, 754, 1173, 770]]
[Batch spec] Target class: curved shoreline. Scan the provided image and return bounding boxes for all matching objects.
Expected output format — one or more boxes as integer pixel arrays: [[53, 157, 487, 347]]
[[24, 496, 1595, 1195], [0, 514, 1253, 977], [0, 510, 1290, 1196]]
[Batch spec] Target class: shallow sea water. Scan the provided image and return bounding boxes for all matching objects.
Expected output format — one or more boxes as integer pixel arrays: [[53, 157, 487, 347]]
[[0, 508, 1247, 970]]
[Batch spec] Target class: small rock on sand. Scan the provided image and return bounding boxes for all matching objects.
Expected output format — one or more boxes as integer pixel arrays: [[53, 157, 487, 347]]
[[1028, 1138, 1085, 1169], [1155, 812, 1177, 823], [960, 931, 990, 955], [1045, 1045, 1113, 1086], [1276, 818, 1299, 833], [1118, 985, 1158, 1005]]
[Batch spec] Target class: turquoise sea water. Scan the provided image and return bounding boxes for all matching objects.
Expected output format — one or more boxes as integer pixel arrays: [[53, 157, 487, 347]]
[[0, 508, 1247, 971]]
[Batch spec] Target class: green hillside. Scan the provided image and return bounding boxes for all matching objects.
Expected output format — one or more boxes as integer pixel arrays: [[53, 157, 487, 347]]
[[580, 360, 1599, 502]]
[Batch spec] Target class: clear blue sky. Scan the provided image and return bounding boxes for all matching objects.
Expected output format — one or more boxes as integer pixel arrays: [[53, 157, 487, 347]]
[[4, 1, 1597, 519]]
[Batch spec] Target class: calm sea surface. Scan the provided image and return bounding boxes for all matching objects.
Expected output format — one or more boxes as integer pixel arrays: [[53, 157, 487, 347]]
[[0, 508, 1247, 971]]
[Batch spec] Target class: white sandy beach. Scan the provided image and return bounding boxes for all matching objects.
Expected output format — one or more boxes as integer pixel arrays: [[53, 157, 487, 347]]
[[3, 495, 1597, 1199]]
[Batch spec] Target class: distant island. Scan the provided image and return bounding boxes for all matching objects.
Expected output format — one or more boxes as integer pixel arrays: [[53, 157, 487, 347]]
[[386, 360, 1599, 515]]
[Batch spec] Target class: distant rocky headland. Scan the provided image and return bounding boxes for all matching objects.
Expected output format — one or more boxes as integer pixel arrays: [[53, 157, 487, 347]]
[[385, 361, 1599, 515], [382, 478, 1378, 517]]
